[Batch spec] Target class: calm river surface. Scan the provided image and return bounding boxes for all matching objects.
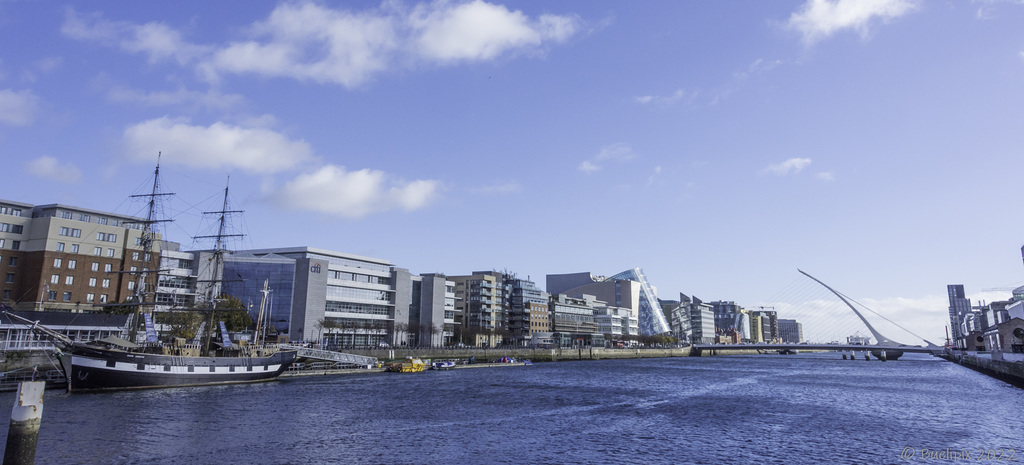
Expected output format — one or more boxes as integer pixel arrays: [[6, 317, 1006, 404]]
[[2, 353, 1023, 464]]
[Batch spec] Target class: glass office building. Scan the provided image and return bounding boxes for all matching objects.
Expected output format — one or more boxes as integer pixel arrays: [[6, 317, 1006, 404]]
[[222, 253, 297, 336], [226, 247, 397, 344], [607, 268, 670, 335]]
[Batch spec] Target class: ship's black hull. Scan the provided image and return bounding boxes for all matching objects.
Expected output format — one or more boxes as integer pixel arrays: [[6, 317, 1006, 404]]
[[59, 344, 297, 392]]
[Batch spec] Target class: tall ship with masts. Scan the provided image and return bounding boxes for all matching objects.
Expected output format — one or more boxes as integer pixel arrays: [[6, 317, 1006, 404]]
[[6, 158, 296, 391]]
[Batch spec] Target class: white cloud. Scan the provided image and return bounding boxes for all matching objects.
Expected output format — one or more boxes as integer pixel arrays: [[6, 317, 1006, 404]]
[[64, 2, 581, 88], [633, 89, 691, 106], [578, 160, 600, 173], [0, 89, 38, 126], [107, 86, 245, 110], [62, 8, 209, 65], [122, 117, 312, 174], [270, 165, 441, 218], [815, 171, 835, 181], [764, 157, 812, 176], [786, 0, 919, 45], [410, 0, 578, 62], [579, 143, 636, 174], [24, 156, 82, 183], [202, 2, 398, 87]]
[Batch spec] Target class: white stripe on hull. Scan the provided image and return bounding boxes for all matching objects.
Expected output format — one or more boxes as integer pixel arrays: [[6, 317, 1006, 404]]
[[72, 355, 283, 375]]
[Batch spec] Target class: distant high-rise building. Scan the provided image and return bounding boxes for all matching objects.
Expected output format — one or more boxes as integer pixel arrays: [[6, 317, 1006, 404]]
[[710, 301, 747, 339], [689, 301, 716, 344], [749, 310, 779, 343], [778, 319, 803, 344], [948, 284, 972, 348]]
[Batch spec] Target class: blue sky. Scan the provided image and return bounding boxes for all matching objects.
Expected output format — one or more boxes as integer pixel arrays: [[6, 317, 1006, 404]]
[[2, 0, 1023, 343]]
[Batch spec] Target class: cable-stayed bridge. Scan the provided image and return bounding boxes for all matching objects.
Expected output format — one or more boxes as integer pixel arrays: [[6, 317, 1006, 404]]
[[692, 269, 943, 360]]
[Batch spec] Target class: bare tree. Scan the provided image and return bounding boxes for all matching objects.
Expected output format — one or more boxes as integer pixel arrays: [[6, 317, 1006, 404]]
[[430, 324, 442, 347]]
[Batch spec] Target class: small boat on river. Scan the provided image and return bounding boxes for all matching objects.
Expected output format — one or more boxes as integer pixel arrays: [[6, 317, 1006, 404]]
[[387, 357, 427, 373]]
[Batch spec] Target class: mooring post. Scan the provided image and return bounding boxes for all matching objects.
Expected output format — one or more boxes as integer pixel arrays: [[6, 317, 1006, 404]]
[[3, 380, 46, 465]]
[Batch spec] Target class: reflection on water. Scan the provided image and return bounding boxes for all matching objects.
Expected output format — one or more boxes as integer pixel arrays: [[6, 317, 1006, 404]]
[[2, 353, 1021, 464]]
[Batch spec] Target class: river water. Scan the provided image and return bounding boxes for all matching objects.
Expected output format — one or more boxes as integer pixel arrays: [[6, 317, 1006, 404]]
[[2, 353, 1022, 464]]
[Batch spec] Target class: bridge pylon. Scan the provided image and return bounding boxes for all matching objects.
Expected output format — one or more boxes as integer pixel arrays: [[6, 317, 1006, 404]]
[[798, 269, 907, 360]]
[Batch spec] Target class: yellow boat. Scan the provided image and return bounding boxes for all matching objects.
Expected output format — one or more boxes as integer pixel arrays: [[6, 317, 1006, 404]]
[[386, 357, 427, 373]]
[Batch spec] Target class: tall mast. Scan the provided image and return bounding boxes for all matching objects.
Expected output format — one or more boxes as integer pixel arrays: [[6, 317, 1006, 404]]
[[125, 153, 173, 342], [195, 177, 244, 355]]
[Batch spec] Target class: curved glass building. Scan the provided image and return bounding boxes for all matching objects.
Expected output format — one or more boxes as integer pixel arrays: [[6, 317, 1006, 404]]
[[607, 268, 670, 335]]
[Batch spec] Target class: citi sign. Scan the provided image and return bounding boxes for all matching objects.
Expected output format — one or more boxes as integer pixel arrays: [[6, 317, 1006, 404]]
[[310, 263, 322, 274]]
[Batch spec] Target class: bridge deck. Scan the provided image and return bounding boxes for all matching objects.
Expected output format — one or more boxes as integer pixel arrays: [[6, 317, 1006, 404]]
[[692, 343, 942, 354]]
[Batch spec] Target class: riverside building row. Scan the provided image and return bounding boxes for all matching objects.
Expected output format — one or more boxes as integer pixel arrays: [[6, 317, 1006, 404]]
[[1, 198, 792, 348], [943, 246, 1024, 359]]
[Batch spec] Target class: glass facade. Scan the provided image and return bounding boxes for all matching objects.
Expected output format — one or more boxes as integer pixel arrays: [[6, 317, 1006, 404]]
[[223, 258, 297, 334], [608, 268, 670, 335]]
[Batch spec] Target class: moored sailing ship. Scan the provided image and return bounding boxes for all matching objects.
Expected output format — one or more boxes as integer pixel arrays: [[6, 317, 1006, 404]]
[[5, 157, 297, 391], [5, 311, 296, 391]]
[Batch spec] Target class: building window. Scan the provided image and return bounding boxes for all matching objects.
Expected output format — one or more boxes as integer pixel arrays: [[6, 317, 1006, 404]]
[[8, 257, 16, 266], [63, 291, 72, 302], [93, 247, 102, 256], [10, 241, 18, 250], [71, 244, 79, 253], [89, 278, 97, 287], [132, 252, 139, 261], [104, 264, 112, 273], [48, 291, 57, 300], [54, 258, 62, 268], [107, 248, 115, 258], [86, 293, 95, 303], [102, 279, 110, 288], [1, 290, 9, 299], [58, 227, 81, 237], [0, 239, 4, 248], [65, 276, 74, 285], [0, 223, 24, 234], [79, 214, 90, 222], [130, 266, 137, 273], [127, 281, 135, 290], [98, 218, 108, 225], [144, 253, 151, 262], [68, 259, 76, 270], [57, 242, 65, 252], [91, 262, 99, 271], [50, 274, 60, 284], [100, 294, 108, 303], [60, 211, 72, 219], [5, 273, 13, 283]]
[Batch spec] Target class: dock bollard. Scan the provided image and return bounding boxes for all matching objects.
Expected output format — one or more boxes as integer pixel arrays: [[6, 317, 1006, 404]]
[[3, 381, 46, 465]]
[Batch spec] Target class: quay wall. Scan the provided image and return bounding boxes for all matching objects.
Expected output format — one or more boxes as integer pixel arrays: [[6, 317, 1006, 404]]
[[943, 353, 1024, 389], [0, 351, 60, 373], [336, 347, 690, 362]]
